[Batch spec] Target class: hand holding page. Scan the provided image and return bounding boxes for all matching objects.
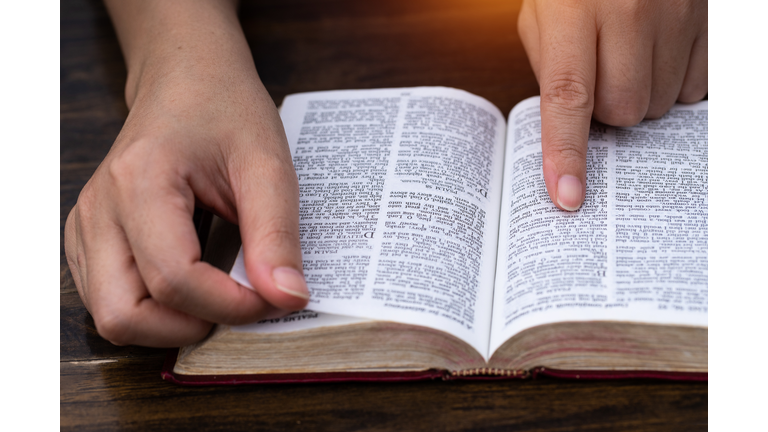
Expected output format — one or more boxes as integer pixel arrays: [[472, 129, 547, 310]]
[[231, 87, 506, 357]]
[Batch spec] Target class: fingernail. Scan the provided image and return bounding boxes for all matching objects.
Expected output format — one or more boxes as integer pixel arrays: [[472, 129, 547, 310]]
[[272, 267, 310, 300], [556, 175, 583, 211]]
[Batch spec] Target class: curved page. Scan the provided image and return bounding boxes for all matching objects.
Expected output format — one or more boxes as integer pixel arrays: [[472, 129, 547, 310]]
[[231, 87, 506, 358]]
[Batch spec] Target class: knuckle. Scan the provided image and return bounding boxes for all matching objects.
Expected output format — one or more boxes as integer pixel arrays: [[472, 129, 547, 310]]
[[106, 148, 139, 188], [259, 216, 300, 247], [547, 139, 587, 162], [542, 75, 593, 113], [106, 139, 163, 190], [146, 267, 185, 307], [93, 307, 134, 346]]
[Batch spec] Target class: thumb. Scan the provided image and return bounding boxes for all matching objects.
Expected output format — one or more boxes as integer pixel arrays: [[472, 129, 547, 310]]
[[537, 3, 596, 211], [234, 151, 309, 312]]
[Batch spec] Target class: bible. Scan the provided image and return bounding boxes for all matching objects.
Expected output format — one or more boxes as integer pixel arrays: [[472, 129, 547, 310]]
[[163, 87, 707, 384]]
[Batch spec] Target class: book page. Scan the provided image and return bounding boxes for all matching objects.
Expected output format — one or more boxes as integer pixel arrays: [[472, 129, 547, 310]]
[[489, 97, 708, 355], [230, 87, 506, 357]]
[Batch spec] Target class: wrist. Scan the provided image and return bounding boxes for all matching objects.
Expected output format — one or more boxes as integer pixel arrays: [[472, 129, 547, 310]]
[[109, 1, 255, 109]]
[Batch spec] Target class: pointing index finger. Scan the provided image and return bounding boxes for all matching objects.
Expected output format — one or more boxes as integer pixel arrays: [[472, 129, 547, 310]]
[[536, 2, 597, 211]]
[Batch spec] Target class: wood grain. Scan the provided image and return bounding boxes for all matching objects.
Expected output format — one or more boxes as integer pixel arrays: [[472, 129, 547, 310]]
[[60, 0, 707, 430], [62, 356, 706, 432]]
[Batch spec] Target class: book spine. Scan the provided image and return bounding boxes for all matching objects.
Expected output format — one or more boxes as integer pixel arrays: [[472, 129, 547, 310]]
[[448, 368, 529, 379]]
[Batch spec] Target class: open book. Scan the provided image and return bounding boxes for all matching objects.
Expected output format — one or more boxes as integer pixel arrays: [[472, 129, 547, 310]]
[[166, 87, 707, 384]]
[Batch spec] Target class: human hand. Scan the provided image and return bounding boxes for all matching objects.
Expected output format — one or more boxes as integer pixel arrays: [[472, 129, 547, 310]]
[[518, 0, 707, 210], [65, 1, 309, 347]]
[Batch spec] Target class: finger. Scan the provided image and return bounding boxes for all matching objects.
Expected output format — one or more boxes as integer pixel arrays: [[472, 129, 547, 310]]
[[518, 0, 541, 81], [116, 162, 280, 325], [537, 2, 597, 211], [645, 15, 699, 118], [81, 205, 213, 347], [234, 150, 310, 312], [678, 32, 708, 103], [592, 6, 653, 125]]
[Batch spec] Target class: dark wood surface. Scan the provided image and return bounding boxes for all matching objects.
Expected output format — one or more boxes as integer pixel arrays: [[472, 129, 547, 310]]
[[60, 0, 707, 430]]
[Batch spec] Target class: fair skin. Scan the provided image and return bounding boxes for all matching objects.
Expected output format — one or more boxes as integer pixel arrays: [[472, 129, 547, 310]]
[[65, 0, 707, 347], [65, 0, 309, 347], [518, 0, 707, 210]]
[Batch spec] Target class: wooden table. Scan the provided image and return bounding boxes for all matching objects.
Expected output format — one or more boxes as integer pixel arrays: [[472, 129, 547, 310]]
[[60, 0, 708, 430]]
